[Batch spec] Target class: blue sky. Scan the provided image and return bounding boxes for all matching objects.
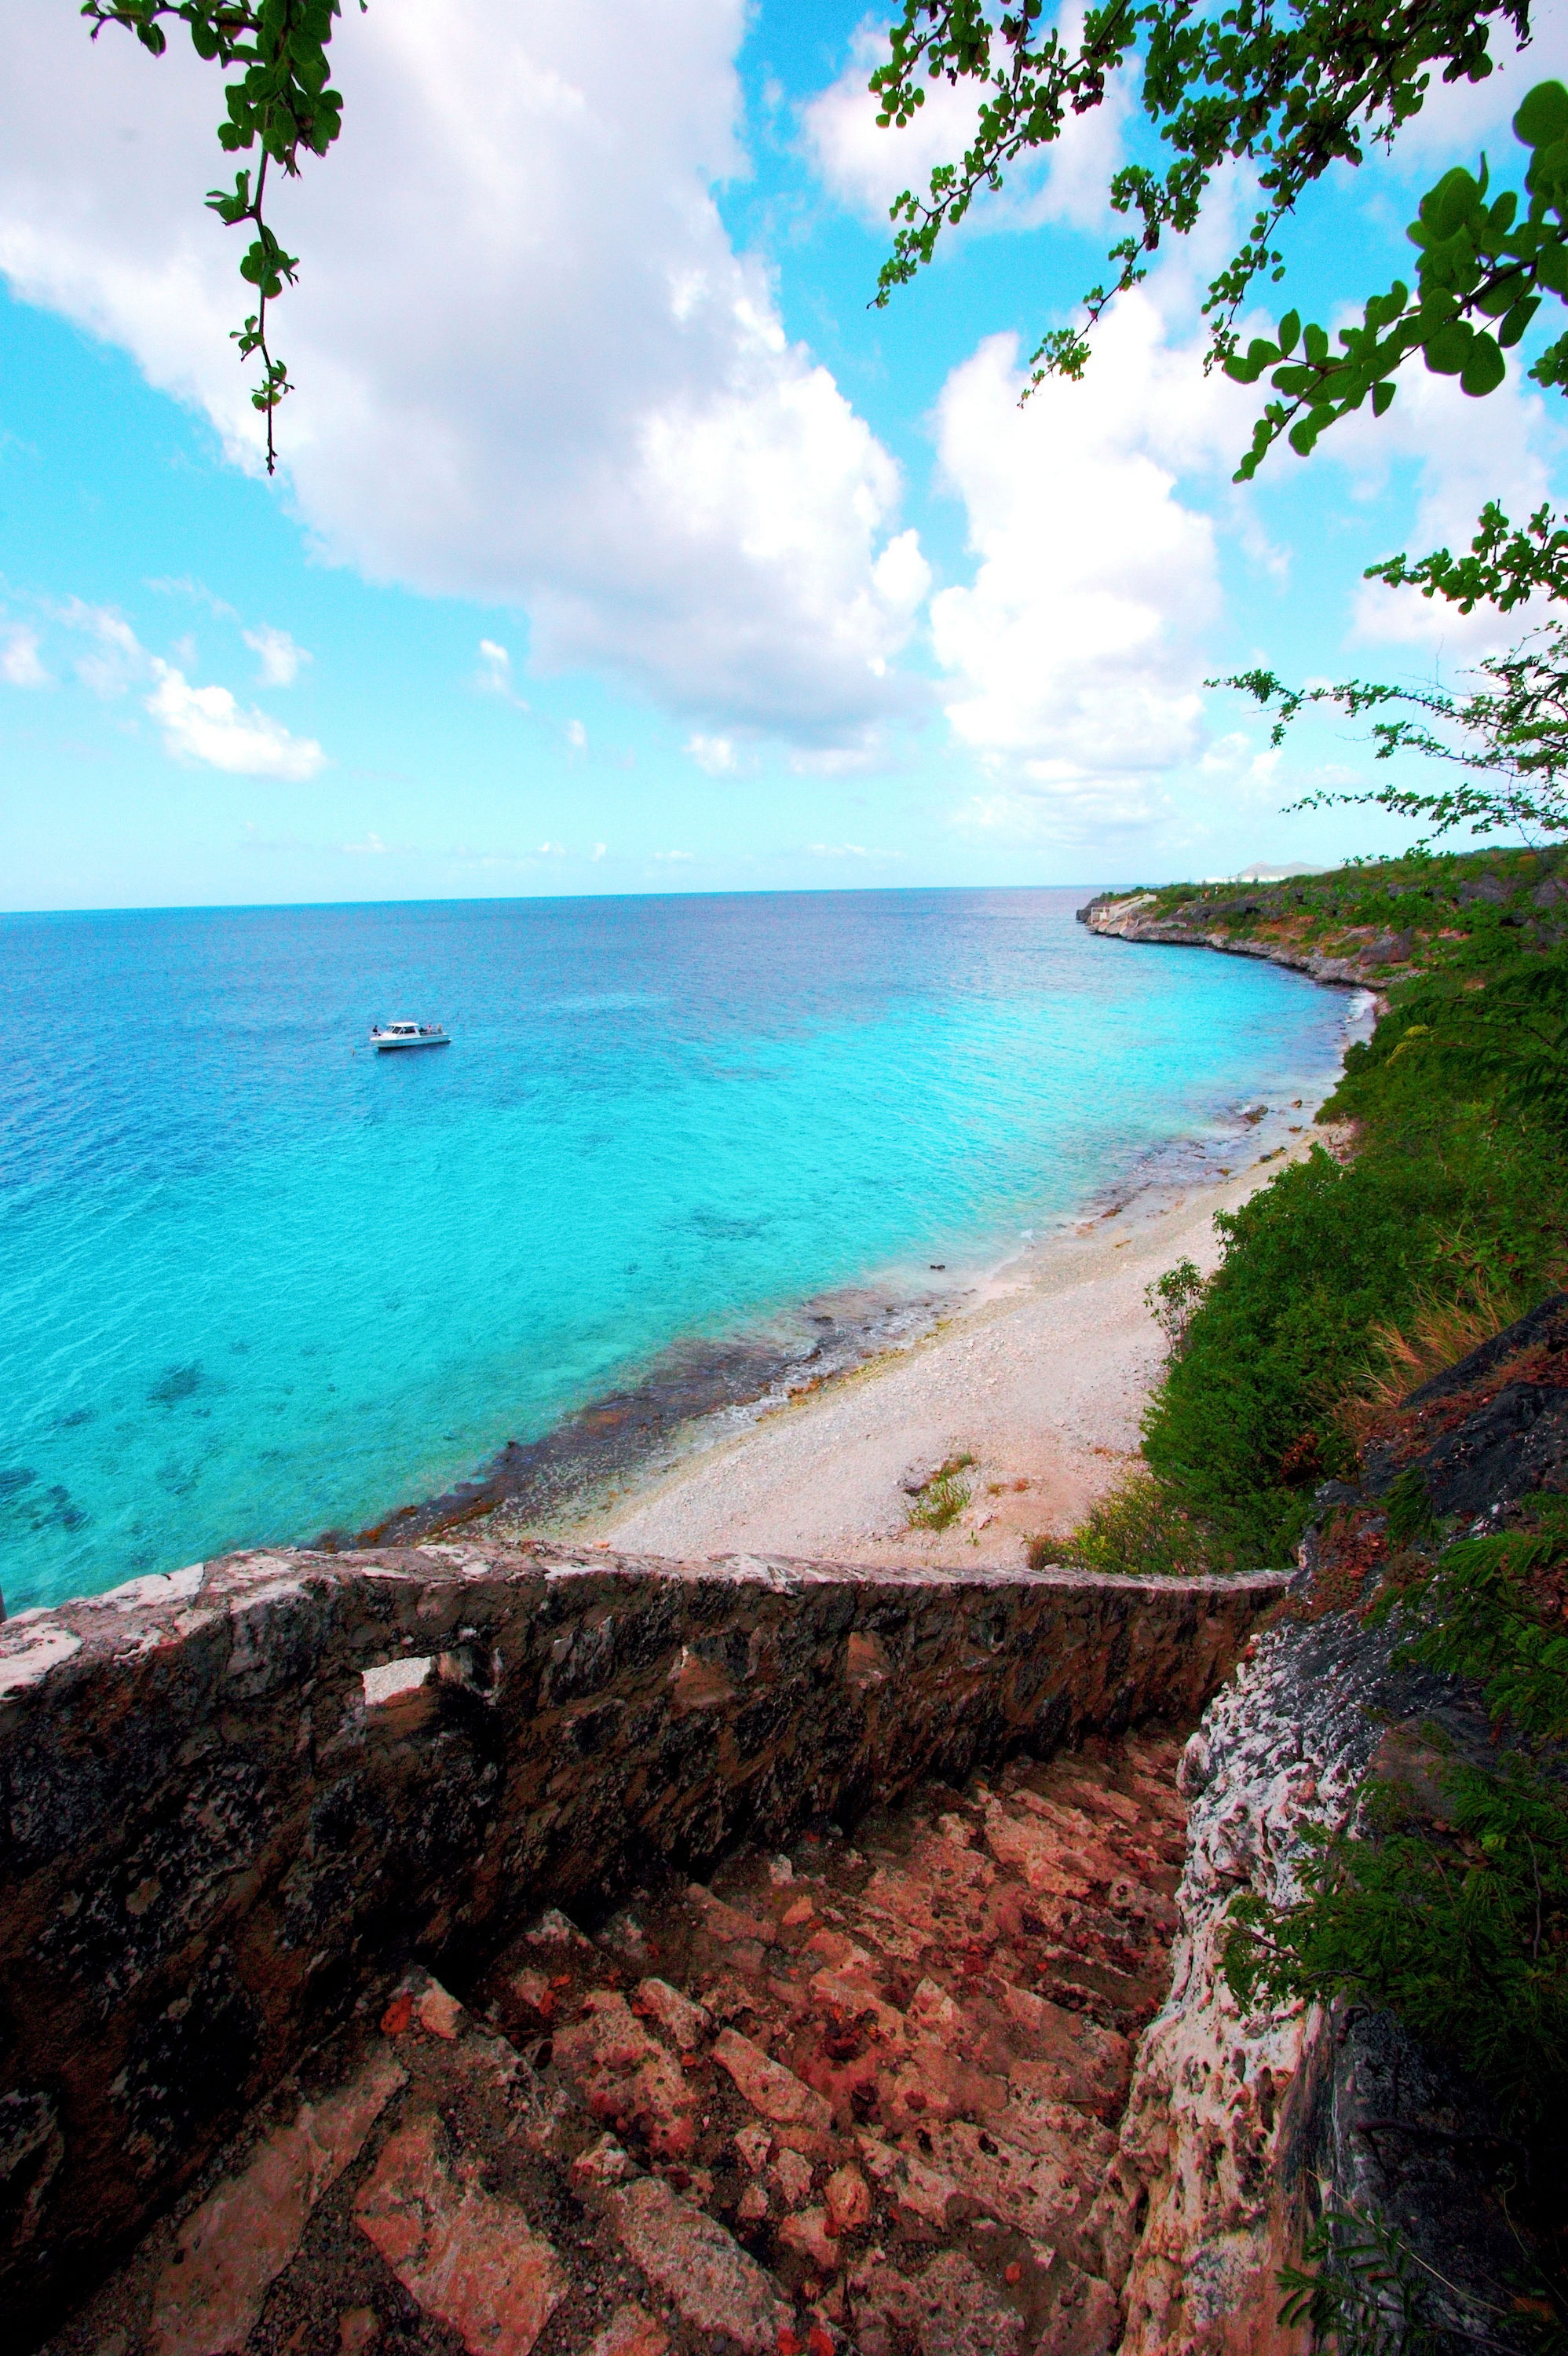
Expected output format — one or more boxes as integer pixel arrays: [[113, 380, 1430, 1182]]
[[3, 0, 1567, 910]]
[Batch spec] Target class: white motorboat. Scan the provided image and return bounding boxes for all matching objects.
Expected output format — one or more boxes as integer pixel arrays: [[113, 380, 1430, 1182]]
[[371, 1020, 450, 1052]]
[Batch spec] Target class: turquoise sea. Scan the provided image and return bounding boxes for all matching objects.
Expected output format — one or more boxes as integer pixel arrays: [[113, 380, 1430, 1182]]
[[1, 887, 1355, 1615]]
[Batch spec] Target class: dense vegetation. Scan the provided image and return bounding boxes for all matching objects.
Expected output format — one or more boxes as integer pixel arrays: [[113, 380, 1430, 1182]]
[[1062, 843, 1568, 1579], [1065, 845, 1568, 2345]]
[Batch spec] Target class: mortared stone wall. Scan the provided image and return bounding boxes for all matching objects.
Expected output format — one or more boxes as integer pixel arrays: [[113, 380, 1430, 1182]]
[[0, 1539, 1285, 2342]]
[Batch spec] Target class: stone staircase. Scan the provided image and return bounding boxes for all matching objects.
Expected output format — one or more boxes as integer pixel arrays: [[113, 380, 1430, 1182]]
[[47, 1733, 1187, 2356]]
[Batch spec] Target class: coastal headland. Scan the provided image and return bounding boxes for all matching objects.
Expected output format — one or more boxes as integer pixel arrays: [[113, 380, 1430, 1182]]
[[9, 844, 1567, 2356]]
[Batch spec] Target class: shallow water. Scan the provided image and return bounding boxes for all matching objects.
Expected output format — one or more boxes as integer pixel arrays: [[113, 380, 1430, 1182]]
[[1, 887, 1353, 1611]]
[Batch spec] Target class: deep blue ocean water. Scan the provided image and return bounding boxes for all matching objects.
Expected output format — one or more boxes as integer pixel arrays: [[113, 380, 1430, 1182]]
[[0, 887, 1354, 1614]]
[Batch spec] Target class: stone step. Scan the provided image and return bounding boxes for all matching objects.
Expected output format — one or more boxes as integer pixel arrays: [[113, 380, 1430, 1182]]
[[46, 1736, 1187, 2356]]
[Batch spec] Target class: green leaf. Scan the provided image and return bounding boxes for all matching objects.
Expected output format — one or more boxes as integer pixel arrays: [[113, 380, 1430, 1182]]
[[1423, 166, 1482, 240], [1499, 294, 1541, 348], [1538, 239, 1568, 295], [1277, 309, 1300, 355], [1460, 331, 1507, 395], [1372, 380, 1396, 416], [1424, 319, 1475, 375], [1513, 80, 1568, 150]]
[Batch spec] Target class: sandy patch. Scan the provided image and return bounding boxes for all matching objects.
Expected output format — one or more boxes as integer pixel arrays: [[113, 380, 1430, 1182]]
[[554, 1124, 1343, 1571]]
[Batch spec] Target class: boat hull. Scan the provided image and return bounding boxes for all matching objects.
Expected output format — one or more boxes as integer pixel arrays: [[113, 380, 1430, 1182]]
[[373, 1035, 449, 1052]]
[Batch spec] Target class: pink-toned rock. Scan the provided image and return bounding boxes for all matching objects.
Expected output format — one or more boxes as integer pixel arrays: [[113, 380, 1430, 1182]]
[[773, 2149, 813, 2208], [338, 2307, 381, 2356], [553, 1993, 696, 2160], [907, 1977, 962, 2036], [778, 2207, 838, 2272], [417, 1980, 464, 2040], [507, 1969, 557, 2024], [585, 2303, 671, 2356], [849, 2251, 1026, 2356], [781, 1896, 815, 1928], [824, 2164, 871, 2235], [688, 1886, 773, 1946], [733, 2124, 772, 2172], [605, 2175, 790, 2354], [736, 2181, 769, 2224], [633, 1976, 711, 2051], [354, 2110, 565, 2356], [568, 2133, 633, 2192], [712, 2029, 832, 2135], [981, 1802, 1095, 1899], [151, 2053, 405, 2356]]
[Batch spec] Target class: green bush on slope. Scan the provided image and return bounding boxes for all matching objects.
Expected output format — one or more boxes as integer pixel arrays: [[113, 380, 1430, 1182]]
[[1067, 858, 1568, 1577]]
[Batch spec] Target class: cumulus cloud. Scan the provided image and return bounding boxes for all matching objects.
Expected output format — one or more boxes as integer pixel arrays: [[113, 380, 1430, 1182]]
[[147, 660, 327, 779], [243, 624, 310, 686], [685, 732, 736, 773], [928, 297, 1259, 832], [1329, 361, 1567, 654], [0, 624, 50, 686], [0, 0, 927, 747], [804, 9, 1131, 234]]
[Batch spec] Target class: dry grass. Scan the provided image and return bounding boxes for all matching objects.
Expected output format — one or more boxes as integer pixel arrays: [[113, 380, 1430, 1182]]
[[1339, 1277, 1524, 1446]]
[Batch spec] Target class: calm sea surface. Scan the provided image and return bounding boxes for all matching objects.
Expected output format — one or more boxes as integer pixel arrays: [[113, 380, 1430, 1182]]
[[2, 888, 1353, 1612]]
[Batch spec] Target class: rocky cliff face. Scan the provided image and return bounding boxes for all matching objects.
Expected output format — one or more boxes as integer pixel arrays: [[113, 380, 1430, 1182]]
[[1078, 890, 1396, 988], [1104, 1295, 1568, 2355], [0, 1540, 1281, 2347]]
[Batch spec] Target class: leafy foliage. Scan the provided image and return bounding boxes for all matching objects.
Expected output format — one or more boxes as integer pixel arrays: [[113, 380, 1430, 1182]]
[[1043, 1466, 1211, 1579], [1369, 498, 1568, 614], [1224, 81, 1568, 477], [868, 0, 1527, 389], [1222, 624, 1568, 851], [1145, 1255, 1205, 1357], [1069, 854, 1568, 1578], [1226, 1747, 1568, 2125], [83, 0, 356, 470], [1276, 2208, 1456, 2354]]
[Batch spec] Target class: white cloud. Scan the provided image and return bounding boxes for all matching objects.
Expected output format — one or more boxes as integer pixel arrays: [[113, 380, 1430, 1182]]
[[1329, 359, 1567, 654], [147, 659, 327, 779], [477, 638, 514, 694], [1, 624, 50, 686], [591, 840, 607, 859], [567, 718, 587, 750], [685, 731, 736, 773], [243, 624, 310, 686], [804, 9, 1131, 234], [928, 299, 1259, 827], [652, 847, 694, 861], [342, 831, 389, 854], [0, 0, 927, 748], [57, 598, 144, 697], [1368, 21, 1568, 174]]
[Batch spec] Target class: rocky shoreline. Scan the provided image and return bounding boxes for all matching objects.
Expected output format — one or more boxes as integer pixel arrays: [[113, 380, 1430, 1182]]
[[1079, 888, 1402, 989]]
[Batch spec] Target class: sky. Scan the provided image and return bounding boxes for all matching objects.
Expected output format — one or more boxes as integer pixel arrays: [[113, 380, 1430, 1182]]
[[3, 0, 1568, 910]]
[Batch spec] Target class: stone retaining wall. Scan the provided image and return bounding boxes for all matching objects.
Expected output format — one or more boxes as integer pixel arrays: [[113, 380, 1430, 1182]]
[[0, 1539, 1284, 2342]]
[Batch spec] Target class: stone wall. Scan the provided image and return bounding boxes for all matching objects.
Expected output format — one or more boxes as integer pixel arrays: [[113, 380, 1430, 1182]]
[[0, 1539, 1282, 2343]]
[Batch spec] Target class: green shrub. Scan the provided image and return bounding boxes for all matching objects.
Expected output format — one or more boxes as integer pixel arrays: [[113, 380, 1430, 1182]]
[[1046, 1469, 1212, 1579], [906, 1452, 975, 1531]]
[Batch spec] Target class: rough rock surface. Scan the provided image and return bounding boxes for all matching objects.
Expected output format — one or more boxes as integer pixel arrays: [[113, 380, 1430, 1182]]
[[1078, 890, 1394, 988], [0, 1539, 1280, 2343], [1111, 1612, 1421, 2354], [42, 1731, 1191, 2356]]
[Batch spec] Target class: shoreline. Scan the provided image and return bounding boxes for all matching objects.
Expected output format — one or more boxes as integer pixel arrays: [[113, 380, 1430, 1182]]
[[531, 1107, 1354, 1568], [457, 990, 1373, 1568], [332, 968, 1375, 1568]]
